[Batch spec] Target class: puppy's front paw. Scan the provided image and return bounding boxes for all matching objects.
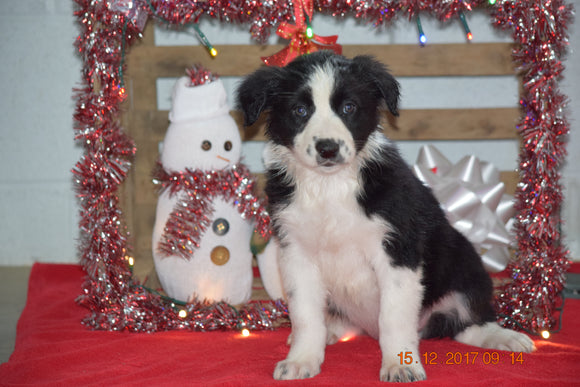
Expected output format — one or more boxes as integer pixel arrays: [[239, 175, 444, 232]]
[[274, 359, 321, 380], [380, 363, 426, 383], [514, 331, 536, 353], [490, 328, 536, 353], [456, 323, 536, 354]]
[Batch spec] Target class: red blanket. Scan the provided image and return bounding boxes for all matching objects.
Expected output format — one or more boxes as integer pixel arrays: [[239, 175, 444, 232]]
[[1, 263, 579, 386]]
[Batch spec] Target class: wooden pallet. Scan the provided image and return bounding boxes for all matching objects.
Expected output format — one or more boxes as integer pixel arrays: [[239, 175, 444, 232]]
[[122, 23, 520, 280]]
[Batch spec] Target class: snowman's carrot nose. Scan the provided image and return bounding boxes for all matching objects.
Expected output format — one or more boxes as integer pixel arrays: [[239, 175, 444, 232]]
[[216, 155, 230, 163]]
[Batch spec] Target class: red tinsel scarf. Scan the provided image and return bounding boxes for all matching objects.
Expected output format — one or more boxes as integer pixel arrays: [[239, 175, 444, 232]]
[[153, 162, 271, 259]]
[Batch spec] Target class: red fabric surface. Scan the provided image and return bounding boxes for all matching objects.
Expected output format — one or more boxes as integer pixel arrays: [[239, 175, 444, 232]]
[[1, 263, 579, 386]]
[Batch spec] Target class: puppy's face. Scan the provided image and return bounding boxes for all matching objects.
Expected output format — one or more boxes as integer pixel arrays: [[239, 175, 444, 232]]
[[237, 52, 400, 173]]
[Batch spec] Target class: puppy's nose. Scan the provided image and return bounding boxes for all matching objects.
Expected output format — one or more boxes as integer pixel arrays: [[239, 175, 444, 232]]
[[315, 139, 340, 160]]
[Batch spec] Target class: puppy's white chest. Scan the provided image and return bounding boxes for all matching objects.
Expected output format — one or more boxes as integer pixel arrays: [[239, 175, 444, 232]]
[[282, 168, 383, 255], [279, 168, 388, 335]]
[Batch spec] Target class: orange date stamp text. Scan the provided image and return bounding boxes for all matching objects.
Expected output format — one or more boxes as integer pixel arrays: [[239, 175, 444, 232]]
[[397, 351, 524, 366]]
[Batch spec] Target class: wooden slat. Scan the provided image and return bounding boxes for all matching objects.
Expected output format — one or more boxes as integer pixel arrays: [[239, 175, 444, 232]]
[[237, 108, 521, 141], [126, 110, 169, 140], [134, 203, 157, 250], [500, 171, 519, 196], [251, 172, 518, 199], [139, 22, 155, 47], [342, 43, 516, 76], [386, 107, 520, 140], [133, 141, 160, 204], [125, 107, 519, 142], [127, 75, 158, 113], [126, 43, 516, 78]]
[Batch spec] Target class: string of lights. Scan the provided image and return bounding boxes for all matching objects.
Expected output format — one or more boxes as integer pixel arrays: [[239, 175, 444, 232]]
[[73, 0, 573, 334]]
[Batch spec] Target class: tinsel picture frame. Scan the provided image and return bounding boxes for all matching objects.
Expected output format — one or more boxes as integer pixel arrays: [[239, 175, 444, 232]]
[[72, 0, 573, 334]]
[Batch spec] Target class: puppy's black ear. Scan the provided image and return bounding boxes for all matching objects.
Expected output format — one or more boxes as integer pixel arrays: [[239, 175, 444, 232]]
[[353, 55, 400, 117], [236, 66, 282, 126]]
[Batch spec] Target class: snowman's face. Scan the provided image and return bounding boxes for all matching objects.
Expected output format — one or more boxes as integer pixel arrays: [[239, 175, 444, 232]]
[[161, 115, 243, 172], [197, 125, 242, 170]]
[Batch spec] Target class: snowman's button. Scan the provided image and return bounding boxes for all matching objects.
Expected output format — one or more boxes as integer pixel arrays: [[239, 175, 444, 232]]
[[211, 246, 230, 266], [212, 218, 230, 236]]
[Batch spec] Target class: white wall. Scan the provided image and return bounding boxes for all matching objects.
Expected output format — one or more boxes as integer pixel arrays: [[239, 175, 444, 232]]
[[560, 14, 580, 261], [0, 2, 577, 265], [0, 2, 82, 265]]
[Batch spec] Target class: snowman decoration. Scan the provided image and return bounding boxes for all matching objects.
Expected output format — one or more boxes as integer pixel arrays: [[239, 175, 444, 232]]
[[152, 66, 271, 305]]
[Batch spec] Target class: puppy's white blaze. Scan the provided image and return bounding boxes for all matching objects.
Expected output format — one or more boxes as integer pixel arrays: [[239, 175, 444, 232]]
[[292, 65, 356, 170]]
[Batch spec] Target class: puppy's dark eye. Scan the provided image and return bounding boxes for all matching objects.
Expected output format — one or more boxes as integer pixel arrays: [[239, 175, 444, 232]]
[[201, 140, 212, 151], [224, 141, 232, 151], [342, 102, 357, 115], [294, 105, 308, 118]]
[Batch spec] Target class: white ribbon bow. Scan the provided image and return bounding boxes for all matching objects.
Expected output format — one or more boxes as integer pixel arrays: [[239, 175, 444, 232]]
[[413, 145, 515, 272]]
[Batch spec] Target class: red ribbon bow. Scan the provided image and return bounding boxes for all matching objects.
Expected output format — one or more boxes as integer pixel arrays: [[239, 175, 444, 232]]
[[262, 0, 342, 67]]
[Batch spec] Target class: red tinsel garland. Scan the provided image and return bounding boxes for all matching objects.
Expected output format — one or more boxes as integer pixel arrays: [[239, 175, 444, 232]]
[[72, 0, 573, 333], [491, 0, 573, 333]]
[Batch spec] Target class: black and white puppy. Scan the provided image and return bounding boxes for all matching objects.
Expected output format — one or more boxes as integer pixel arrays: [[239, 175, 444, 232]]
[[236, 51, 534, 383]]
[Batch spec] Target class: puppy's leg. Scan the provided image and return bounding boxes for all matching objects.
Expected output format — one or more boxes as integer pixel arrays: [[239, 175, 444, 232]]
[[455, 322, 536, 353], [274, 245, 327, 380], [373, 259, 426, 382]]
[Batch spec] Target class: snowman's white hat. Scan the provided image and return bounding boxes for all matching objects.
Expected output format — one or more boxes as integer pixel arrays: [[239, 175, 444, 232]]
[[169, 76, 230, 123]]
